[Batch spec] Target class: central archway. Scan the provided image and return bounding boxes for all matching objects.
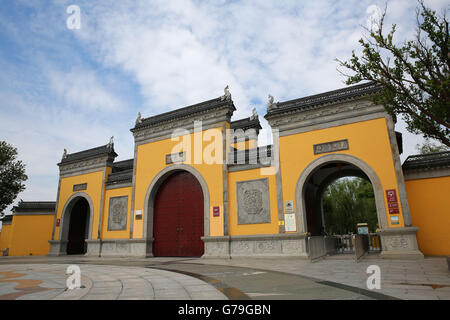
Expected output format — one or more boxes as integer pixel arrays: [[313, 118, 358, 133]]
[[295, 154, 388, 234], [153, 171, 204, 256], [143, 164, 210, 257]]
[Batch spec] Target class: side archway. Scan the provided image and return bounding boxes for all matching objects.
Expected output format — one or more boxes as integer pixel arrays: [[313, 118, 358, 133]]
[[143, 164, 210, 256], [59, 192, 95, 250], [294, 154, 388, 234]]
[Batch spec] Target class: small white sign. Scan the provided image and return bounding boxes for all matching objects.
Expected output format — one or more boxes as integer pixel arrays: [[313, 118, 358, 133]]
[[284, 213, 297, 232], [135, 210, 142, 216], [284, 200, 294, 213]]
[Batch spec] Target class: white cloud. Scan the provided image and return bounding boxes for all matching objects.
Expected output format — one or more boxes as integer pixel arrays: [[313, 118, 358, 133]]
[[0, 0, 447, 208], [48, 68, 122, 112]]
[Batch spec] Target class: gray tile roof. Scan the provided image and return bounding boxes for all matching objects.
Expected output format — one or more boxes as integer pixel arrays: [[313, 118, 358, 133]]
[[230, 117, 262, 132], [59, 144, 118, 165], [106, 169, 133, 185], [131, 97, 236, 131], [402, 151, 450, 171], [12, 201, 56, 215], [265, 82, 383, 118]]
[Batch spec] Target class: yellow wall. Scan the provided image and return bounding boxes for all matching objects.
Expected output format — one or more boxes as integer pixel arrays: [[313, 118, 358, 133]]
[[228, 167, 279, 235], [55, 169, 109, 240], [0, 223, 14, 254], [0, 215, 54, 256], [406, 176, 450, 256], [102, 187, 132, 239], [133, 125, 226, 239], [8, 215, 54, 256], [279, 117, 405, 229]]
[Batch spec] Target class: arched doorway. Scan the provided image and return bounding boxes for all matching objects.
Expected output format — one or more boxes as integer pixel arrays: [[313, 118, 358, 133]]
[[152, 170, 205, 257], [303, 161, 378, 236], [66, 197, 90, 255]]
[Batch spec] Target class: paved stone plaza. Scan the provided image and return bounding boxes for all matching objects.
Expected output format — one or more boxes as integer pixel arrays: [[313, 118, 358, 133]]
[[0, 256, 448, 300]]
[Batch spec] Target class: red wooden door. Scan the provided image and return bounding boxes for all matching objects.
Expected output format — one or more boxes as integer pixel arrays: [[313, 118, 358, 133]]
[[153, 171, 204, 257]]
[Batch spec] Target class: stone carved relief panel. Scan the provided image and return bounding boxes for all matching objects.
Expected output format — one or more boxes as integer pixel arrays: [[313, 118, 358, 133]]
[[236, 178, 271, 225], [108, 196, 128, 231]]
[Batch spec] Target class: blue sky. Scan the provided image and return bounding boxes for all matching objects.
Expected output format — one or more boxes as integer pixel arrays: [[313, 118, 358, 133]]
[[0, 0, 448, 213]]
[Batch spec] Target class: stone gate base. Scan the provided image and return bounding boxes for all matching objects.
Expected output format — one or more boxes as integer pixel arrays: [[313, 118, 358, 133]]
[[201, 234, 309, 259], [379, 227, 424, 259], [48, 239, 149, 257]]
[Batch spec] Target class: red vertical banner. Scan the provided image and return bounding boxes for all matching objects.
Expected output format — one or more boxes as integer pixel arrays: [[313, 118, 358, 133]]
[[386, 189, 400, 214]]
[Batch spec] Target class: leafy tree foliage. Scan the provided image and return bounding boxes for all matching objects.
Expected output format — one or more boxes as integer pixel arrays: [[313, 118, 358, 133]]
[[0, 141, 28, 215], [322, 177, 378, 234], [337, 1, 449, 147], [415, 137, 449, 154]]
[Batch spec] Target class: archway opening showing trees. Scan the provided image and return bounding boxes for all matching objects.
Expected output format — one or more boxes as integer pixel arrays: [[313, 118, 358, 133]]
[[303, 161, 379, 237], [322, 177, 378, 235]]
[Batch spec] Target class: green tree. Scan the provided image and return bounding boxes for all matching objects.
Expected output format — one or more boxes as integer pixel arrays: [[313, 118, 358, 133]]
[[0, 141, 28, 215], [322, 177, 378, 234], [337, 1, 450, 147], [415, 137, 449, 154]]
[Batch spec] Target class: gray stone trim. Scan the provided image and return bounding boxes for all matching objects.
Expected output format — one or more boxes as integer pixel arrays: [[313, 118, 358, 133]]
[[13, 212, 55, 216], [58, 192, 95, 244], [201, 233, 308, 258], [142, 164, 211, 256], [129, 142, 139, 239], [105, 182, 132, 190], [294, 154, 389, 231], [266, 94, 386, 136], [97, 168, 107, 239], [385, 115, 413, 227], [132, 96, 235, 131], [236, 178, 271, 225], [227, 163, 271, 172], [133, 108, 233, 145], [272, 129, 285, 233], [48, 240, 68, 256], [59, 155, 115, 178], [378, 227, 424, 259], [278, 111, 387, 137], [60, 167, 106, 179], [86, 239, 148, 257], [107, 196, 128, 231], [51, 178, 62, 241], [222, 123, 229, 236], [404, 167, 450, 180], [265, 82, 382, 118]]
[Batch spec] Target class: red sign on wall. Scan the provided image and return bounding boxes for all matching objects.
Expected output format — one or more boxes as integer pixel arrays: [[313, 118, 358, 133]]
[[386, 189, 400, 214], [56, 218, 61, 227], [213, 206, 220, 217]]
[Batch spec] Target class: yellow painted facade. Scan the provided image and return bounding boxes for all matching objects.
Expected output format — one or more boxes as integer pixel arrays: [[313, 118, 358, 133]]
[[0, 223, 14, 255], [0, 214, 54, 256], [55, 169, 108, 240], [228, 167, 278, 236], [133, 126, 226, 238], [405, 176, 450, 256], [6, 83, 447, 258], [102, 186, 132, 239], [279, 117, 406, 229]]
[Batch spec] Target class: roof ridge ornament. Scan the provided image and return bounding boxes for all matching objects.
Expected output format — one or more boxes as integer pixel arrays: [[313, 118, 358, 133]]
[[221, 85, 232, 101], [62, 148, 67, 160], [136, 112, 142, 125], [108, 136, 114, 149], [267, 94, 278, 111], [250, 107, 258, 120]]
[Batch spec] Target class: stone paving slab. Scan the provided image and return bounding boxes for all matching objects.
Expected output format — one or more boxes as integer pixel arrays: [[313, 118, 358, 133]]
[[0, 263, 227, 300], [190, 256, 450, 300]]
